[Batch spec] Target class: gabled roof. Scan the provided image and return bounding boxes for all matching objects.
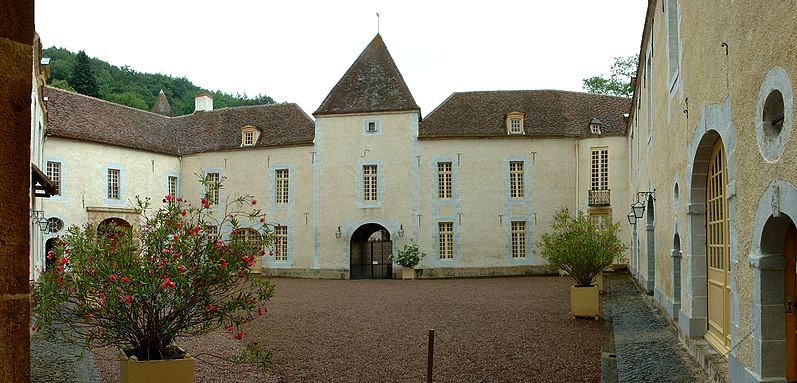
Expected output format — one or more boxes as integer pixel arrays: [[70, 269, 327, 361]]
[[151, 89, 172, 116], [314, 34, 420, 116], [420, 90, 631, 139], [45, 87, 315, 156]]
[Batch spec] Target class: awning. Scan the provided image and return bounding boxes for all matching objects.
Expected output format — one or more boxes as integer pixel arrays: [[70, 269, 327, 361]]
[[31, 163, 56, 198]]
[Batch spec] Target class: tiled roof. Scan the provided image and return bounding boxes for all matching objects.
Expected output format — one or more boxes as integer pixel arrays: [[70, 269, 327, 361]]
[[173, 103, 315, 155], [314, 34, 420, 116], [420, 90, 631, 139], [151, 89, 172, 116], [45, 87, 178, 155], [45, 87, 315, 156]]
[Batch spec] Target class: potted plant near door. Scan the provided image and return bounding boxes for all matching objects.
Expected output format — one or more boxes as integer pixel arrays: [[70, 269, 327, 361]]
[[538, 208, 627, 319], [32, 176, 275, 382], [393, 242, 426, 280]]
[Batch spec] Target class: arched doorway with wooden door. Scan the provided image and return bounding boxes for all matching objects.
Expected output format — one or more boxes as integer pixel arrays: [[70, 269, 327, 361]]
[[705, 138, 731, 353], [350, 223, 393, 279]]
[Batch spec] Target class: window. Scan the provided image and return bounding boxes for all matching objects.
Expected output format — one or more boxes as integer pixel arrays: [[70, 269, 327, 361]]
[[438, 162, 452, 199], [367, 122, 376, 132], [207, 172, 220, 204], [590, 213, 610, 230], [168, 176, 178, 197], [274, 225, 287, 262], [241, 126, 258, 146], [666, 0, 680, 84], [107, 168, 120, 199], [235, 228, 261, 247], [363, 165, 378, 201], [589, 118, 602, 135], [511, 221, 526, 259], [591, 148, 609, 190], [506, 112, 525, 134], [364, 119, 380, 134], [438, 222, 454, 260], [47, 217, 64, 234], [46, 161, 61, 195], [205, 225, 219, 241], [509, 161, 524, 198], [275, 169, 289, 204]]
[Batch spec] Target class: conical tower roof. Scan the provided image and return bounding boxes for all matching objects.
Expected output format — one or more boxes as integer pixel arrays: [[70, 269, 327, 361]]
[[151, 89, 172, 116], [314, 34, 420, 116]]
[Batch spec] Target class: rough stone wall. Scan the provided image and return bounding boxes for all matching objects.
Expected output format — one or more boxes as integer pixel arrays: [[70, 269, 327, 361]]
[[0, 0, 34, 380]]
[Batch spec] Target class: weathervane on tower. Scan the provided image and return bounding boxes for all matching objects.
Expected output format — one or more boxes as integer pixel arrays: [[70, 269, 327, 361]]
[[376, 12, 380, 34]]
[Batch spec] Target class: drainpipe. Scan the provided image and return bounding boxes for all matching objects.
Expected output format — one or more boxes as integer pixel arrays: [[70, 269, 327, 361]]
[[574, 140, 579, 210]]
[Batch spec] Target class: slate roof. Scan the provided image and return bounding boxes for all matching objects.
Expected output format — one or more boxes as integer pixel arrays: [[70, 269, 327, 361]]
[[45, 87, 315, 156], [314, 34, 420, 116], [419, 90, 631, 139]]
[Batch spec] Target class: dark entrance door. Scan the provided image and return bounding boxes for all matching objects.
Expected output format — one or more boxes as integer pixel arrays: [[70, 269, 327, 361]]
[[350, 223, 393, 279]]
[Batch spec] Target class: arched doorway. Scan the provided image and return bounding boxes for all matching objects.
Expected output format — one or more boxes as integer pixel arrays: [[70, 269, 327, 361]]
[[645, 196, 655, 294], [97, 217, 132, 239], [705, 138, 731, 353], [350, 223, 392, 279], [672, 233, 682, 309], [45, 238, 58, 271]]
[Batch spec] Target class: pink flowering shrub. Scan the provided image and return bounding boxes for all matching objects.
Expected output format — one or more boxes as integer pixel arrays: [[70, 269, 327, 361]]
[[32, 176, 274, 361]]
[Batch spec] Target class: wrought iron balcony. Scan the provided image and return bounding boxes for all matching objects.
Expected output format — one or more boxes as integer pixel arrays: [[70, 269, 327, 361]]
[[588, 189, 611, 206]]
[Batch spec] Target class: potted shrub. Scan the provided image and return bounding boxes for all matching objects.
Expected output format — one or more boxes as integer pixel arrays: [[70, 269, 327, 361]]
[[538, 208, 627, 319], [392, 242, 426, 280], [32, 176, 275, 382]]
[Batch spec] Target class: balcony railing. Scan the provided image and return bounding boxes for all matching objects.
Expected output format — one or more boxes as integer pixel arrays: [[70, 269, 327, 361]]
[[588, 189, 611, 206]]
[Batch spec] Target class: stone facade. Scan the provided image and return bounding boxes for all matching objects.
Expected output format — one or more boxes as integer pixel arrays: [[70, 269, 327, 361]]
[[627, 0, 797, 381]]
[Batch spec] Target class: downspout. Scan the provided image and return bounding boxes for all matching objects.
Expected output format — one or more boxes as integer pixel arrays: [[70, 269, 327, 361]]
[[574, 140, 579, 211]]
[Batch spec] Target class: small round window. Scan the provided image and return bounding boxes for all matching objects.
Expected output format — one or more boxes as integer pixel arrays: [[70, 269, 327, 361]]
[[756, 66, 792, 162], [763, 90, 785, 138], [47, 217, 64, 234]]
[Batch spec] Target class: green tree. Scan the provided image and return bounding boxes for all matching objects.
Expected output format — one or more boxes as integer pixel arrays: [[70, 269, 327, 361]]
[[582, 55, 638, 97], [49, 79, 75, 92], [70, 50, 99, 97]]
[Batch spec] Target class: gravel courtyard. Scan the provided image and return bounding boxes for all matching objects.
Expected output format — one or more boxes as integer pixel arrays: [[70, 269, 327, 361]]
[[92, 276, 602, 382]]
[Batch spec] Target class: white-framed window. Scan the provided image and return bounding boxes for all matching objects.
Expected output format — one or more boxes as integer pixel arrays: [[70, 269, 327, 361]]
[[589, 118, 602, 135], [274, 225, 287, 262], [438, 162, 452, 199], [591, 147, 609, 190], [506, 112, 525, 134], [363, 165, 378, 201], [236, 228, 261, 248], [107, 168, 120, 199], [241, 126, 258, 146], [205, 225, 218, 241], [275, 169, 289, 204], [590, 213, 610, 230], [511, 221, 526, 259], [244, 131, 254, 146], [46, 161, 61, 195], [207, 172, 220, 204], [509, 161, 524, 198], [168, 176, 178, 197], [438, 222, 454, 260]]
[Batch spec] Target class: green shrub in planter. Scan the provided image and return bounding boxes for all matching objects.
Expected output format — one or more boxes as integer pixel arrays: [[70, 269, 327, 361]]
[[391, 242, 426, 268], [538, 208, 627, 287]]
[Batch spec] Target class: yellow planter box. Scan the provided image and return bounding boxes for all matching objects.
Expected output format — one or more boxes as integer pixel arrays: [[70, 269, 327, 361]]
[[570, 285, 600, 319], [402, 266, 415, 280], [119, 350, 194, 383], [251, 255, 263, 274]]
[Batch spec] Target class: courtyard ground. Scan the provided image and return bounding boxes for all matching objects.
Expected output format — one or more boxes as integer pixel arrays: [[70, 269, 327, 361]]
[[88, 276, 602, 382]]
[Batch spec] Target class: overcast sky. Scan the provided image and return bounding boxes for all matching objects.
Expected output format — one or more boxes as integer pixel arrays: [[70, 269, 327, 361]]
[[35, 1, 647, 116]]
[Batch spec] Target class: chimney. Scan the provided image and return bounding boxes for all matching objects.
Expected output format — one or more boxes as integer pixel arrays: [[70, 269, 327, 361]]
[[195, 92, 213, 112]]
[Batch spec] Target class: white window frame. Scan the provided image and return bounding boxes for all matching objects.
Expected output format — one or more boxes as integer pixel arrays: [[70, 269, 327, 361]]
[[438, 162, 452, 199], [363, 164, 378, 201], [275, 169, 289, 204], [168, 175, 178, 197], [511, 221, 526, 259], [207, 172, 220, 204], [590, 147, 609, 191], [107, 168, 120, 199], [509, 161, 524, 198], [438, 222, 454, 260], [274, 225, 288, 262], [46, 161, 61, 196]]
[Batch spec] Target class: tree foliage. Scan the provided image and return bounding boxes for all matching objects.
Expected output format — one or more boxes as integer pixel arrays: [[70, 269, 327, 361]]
[[70, 50, 99, 97], [44, 47, 276, 116], [582, 55, 638, 98], [537, 209, 627, 287]]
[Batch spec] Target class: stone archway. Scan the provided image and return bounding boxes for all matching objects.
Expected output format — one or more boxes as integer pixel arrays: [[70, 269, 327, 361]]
[[749, 180, 797, 380], [672, 232, 682, 316], [349, 223, 393, 279], [97, 217, 132, 238]]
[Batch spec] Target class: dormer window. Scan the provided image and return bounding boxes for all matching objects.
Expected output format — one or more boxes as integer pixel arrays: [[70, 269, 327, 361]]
[[506, 112, 525, 135], [241, 125, 260, 147], [589, 117, 603, 135]]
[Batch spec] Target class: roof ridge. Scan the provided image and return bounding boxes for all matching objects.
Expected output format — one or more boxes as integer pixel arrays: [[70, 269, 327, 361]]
[[447, 89, 631, 99], [45, 85, 173, 120]]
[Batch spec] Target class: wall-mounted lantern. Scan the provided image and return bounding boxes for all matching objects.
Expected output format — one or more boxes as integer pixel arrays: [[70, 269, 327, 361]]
[[335, 226, 342, 239], [398, 224, 405, 238]]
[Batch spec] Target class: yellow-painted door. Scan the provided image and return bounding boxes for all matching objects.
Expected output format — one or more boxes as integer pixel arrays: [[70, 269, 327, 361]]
[[786, 222, 797, 382], [705, 140, 730, 353]]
